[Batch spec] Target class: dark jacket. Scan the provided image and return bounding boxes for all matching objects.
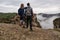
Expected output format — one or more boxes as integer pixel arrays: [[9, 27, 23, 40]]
[[18, 8, 24, 16]]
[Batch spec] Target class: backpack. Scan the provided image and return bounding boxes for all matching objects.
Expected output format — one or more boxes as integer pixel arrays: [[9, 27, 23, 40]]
[[25, 7, 32, 16]]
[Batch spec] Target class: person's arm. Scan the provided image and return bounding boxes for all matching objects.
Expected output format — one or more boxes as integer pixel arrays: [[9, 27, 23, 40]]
[[24, 7, 27, 16], [18, 9, 20, 15], [31, 8, 34, 21], [31, 8, 33, 17]]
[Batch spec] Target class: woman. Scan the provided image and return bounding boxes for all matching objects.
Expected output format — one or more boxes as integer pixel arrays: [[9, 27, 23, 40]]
[[18, 3, 25, 27]]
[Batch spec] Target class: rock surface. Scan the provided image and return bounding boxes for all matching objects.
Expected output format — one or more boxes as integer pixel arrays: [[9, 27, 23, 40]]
[[0, 23, 60, 40]]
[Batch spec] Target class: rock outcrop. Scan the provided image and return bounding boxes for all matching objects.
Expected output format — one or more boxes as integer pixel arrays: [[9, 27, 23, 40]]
[[10, 14, 41, 28], [0, 23, 60, 40], [53, 18, 60, 28]]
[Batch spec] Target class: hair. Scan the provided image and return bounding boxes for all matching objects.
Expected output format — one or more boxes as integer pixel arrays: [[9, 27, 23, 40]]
[[27, 3, 30, 6], [20, 3, 24, 8]]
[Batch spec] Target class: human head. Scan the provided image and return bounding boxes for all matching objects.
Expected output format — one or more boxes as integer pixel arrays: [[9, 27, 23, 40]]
[[20, 3, 24, 8], [27, 3, 30, 6]]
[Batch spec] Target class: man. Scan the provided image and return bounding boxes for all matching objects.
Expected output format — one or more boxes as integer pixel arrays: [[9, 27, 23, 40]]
[[24, 3, 33, 31]]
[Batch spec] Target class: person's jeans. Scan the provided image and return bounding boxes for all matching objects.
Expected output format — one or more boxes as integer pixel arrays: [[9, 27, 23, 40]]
[[26, 16, 32, 30]]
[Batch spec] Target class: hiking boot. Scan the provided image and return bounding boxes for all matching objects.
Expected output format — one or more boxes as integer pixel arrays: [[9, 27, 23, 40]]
[[30, 29, 33, 31], [23, 26, 25, 28]]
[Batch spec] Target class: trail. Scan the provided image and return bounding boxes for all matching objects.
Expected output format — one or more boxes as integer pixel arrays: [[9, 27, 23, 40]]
[[0, 23, 60, 40]]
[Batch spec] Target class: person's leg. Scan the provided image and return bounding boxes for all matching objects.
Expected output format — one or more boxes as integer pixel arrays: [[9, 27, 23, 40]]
[[19, 16, 22, 26], [20, 16, 24, 27], [22, 16, 25, 28], [26, 17, 28, 28], [22, 21, 26, 28], [30, 17, 33, 31], [20, 20, 23, 26]]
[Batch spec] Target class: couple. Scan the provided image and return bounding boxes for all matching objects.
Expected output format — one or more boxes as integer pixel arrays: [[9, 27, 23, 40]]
[[18, 3, 33, 31]]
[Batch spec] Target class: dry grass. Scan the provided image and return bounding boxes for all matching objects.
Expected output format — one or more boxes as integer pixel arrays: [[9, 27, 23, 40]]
[[0, 23, 60, 40]]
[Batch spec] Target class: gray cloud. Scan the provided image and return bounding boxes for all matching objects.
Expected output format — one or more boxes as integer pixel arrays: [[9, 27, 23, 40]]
[[30, 0, 60, 8], [0, 0, 60, 13], [0, 4, 18, 13], [0, 0, 22, 6]]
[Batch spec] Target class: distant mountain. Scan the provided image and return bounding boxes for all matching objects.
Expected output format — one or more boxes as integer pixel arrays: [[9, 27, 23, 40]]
[[38, 13, 60, 18]]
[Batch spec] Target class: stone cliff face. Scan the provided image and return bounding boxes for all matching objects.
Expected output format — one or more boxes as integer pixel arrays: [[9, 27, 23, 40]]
[[12, 14, 41, 28], [1, 14, 41, 28], [53, 18, 60, 28], [0, 13, 60, 29]]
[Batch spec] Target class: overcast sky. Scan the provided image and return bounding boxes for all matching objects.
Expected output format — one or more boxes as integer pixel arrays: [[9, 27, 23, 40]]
[[0, 0, 60, 14]]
